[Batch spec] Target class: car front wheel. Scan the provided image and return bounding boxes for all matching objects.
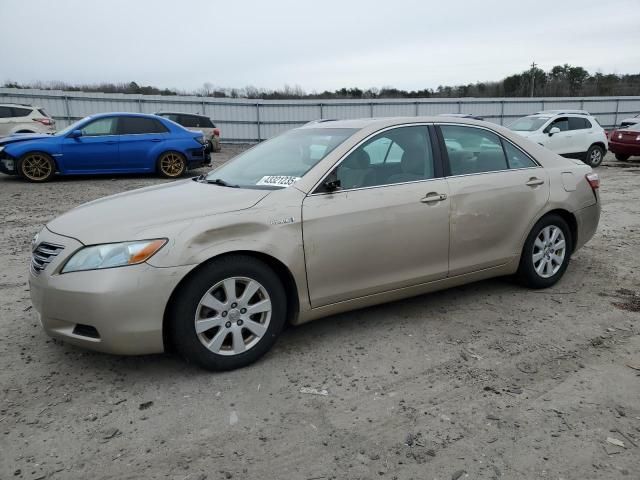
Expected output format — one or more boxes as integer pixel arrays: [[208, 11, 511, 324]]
[[517, 214, 572, 289], [615, 153, 630, 162], [585, 145, 604, 167], [168, 255, 287, 371], [18, 152, 55, 182]]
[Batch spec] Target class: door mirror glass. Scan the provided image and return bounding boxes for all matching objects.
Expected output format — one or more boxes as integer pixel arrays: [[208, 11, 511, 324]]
[[548, 127, 561, 136]]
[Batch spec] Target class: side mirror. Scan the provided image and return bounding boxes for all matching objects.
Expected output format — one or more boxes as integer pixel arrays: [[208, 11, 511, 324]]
[[69, 129, 83, 138], [548, 127, 561, 136], [323, 179, 341, 192]]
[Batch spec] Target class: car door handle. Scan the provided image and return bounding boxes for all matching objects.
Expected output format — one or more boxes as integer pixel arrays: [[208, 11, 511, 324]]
[[526, 177, 545, 187], [105, 140, 117, 144], [420, 192, 447, 203], [151, 138, 162, 142]]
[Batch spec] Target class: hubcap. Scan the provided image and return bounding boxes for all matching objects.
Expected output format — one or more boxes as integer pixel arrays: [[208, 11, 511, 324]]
[[160, 153, 184, 176], [532, 225, 566, 278], [22, 154, 52, 180], [194, 276, 272, 356], [590, 149, 602, 165]]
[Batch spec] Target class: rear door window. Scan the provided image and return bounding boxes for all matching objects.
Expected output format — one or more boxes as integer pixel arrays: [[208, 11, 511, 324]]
[[11, 107, 32, 117], [568, 117, 589, 130], [118, 117, 168, 134], [440, 125, 508, 175], [0, 106, 12, 118], [178, 115, 200, 128]]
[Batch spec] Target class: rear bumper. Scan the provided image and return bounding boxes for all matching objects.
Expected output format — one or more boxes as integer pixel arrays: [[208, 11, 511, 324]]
[[574, 202, 600, 252], [186, 147, 210, 167], [608, 141, 640, 156]]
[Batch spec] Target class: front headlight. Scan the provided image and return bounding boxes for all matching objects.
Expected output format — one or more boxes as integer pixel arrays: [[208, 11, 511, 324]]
[[61, 239, 167, 274]]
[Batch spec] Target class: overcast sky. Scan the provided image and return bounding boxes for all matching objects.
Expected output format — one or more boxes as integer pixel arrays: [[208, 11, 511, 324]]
[[1, 0, 638, 93]]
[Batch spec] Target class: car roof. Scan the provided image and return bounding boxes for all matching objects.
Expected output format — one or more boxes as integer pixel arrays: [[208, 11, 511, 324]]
[[88, 112, 164, 119], [155, 111, 207, 117], [298, 116, 493, 130], [0, 103, 36, 108]]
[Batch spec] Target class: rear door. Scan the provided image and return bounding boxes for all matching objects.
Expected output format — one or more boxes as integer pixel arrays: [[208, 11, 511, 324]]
[[61, 116, 120, 172], [117, 116, 170, 170], [302, 125, 450, 307], [438, 124, 549, 276]]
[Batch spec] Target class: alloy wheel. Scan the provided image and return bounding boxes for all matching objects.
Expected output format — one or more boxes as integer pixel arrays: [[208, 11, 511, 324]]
[[589, 148, 603, 166], [21, 154, 53, 181], [194, 276, 272, 356], [532, 225, 566, 278], [159, 153, 185, 177]]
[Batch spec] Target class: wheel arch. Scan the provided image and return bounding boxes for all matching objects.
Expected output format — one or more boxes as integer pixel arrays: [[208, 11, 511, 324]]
[[17, 150, 59, 172], [162, 250, 300, 351], [590, 141, 607, 152], [538, 208, 578, 253]]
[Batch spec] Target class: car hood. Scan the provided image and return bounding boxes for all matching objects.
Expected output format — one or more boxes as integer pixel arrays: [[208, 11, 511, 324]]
[[0, 133, 54, 146], [46, 179, 272, 245], [510, 130, 537, 138]]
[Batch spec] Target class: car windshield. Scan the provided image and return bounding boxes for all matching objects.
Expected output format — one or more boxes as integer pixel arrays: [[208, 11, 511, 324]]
[[55, 117, 91, 136], [508, 117, 550, 132], [205, 127, 357, 189]]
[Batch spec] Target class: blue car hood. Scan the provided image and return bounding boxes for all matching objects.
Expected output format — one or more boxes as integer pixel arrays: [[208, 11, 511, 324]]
[[0, 133, 55, 146]]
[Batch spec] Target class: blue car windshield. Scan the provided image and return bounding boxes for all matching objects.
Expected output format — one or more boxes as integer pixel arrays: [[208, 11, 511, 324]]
[[205, 128, 357, 189]]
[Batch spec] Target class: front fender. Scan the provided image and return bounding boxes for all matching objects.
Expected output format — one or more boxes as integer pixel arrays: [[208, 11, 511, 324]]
[[5, 139, 62, 159]]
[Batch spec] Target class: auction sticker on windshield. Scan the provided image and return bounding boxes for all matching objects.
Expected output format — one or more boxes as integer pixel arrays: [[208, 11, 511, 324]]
[[256, 175, 301, 187]]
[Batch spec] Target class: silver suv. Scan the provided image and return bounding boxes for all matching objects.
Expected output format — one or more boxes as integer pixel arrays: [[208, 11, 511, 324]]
[[0, 103, 56, 137], [156, 112, 221, 152]]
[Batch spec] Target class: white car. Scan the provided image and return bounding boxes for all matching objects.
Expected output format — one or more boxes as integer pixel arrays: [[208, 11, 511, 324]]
[[0, 103, 56, 137], [508, 110, 608, 167]]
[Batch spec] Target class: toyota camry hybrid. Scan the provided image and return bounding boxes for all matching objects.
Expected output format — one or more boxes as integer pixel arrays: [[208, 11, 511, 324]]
[[29, 117, 600, 370]]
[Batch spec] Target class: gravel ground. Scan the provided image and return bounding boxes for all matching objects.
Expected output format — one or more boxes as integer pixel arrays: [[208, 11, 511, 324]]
[[1, 148, 639, 480]]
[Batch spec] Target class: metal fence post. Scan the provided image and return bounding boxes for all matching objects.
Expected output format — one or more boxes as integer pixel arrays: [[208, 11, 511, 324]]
[[256, 103, 261, 142], [201, 100, 206, 116], [415, 102, 419, 116], [370, 102, 374, 117], [457, 101, 462, 114], [64, 96, 71, 123], [580, 99, 584, 110], [614, 99, 620, 127], [500, 100, 505, 126], [138, 98, 143, 113], [541, 99, 545, 111], [319, 103, 323, 119]]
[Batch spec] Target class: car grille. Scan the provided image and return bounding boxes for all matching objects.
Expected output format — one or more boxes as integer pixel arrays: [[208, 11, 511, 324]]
[[31, 242, 64, 275]]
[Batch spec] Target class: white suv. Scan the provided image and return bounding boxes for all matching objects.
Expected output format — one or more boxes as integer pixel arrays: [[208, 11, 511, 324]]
[[509, 110, 608, 167], [0, 103, 56, 137]]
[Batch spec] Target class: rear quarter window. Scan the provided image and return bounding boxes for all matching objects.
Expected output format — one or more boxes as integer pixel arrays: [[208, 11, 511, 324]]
[[11, 107, 32, 117]]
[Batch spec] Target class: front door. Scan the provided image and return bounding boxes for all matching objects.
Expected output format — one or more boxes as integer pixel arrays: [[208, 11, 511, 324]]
[[61, 116, 119, 172], [302, 125, 450, 308]]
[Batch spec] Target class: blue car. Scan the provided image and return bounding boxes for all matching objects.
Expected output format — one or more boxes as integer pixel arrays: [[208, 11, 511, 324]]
[[0, 113, 210, 182]]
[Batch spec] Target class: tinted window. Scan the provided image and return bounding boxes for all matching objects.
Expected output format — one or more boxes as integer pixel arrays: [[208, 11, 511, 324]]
[[179, 115, 200, 128], [11, 107, 32, 117], [38, 108, 49, 117], [568, 117, 589, 130], [0, 106, 12, 118], [81, 117, 117, 136], [545, 117, 569, 133], [119, 117, 168, 134], [335, 126, 434, 189], [502, 140, 537, 169], [441, 125, 508, 175], [200, 117, 214, 128]]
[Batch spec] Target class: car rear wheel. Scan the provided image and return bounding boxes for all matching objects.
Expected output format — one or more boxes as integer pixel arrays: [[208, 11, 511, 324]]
[[157, 151, 186, 178], [585, 145, 604, 167], [517, 214, 572, 289], [18, 152, 55, 182], [615, 153, 630, 162], [168, 255, 287, 371]]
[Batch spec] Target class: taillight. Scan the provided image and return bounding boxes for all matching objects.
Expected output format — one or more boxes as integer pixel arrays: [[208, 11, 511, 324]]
[[213, 128, 220, 137], [33, 118, 53, 126], [585, 172, 600, 190]]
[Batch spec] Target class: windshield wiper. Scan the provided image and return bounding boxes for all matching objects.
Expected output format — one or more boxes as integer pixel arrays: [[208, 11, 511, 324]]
[[205, 178, 240, 188]]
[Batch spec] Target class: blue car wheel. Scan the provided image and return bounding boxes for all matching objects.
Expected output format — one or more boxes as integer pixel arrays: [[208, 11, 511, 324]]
[[157, 151, 187, 178], [19, 152, 56, 182]]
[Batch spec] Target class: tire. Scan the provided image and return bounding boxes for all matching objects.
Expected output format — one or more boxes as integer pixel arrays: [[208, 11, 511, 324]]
[[157, 151, 187, 178], [168, 255, 287, 371], [18, 152, 56, 182], [585, 144, 604, 167], [615, 153, 630, 162], [517, 214, 573, 289]]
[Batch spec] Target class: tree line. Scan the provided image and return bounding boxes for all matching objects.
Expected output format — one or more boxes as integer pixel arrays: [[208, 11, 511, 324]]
[[4, 65, 640, 99]]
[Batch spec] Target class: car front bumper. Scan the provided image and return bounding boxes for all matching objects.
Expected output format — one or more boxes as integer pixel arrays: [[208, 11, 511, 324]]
[[29, 227, 195, 355]]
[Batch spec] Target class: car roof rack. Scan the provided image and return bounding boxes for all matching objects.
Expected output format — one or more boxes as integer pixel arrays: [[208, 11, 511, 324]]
[[535, 109, 590, 116]]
